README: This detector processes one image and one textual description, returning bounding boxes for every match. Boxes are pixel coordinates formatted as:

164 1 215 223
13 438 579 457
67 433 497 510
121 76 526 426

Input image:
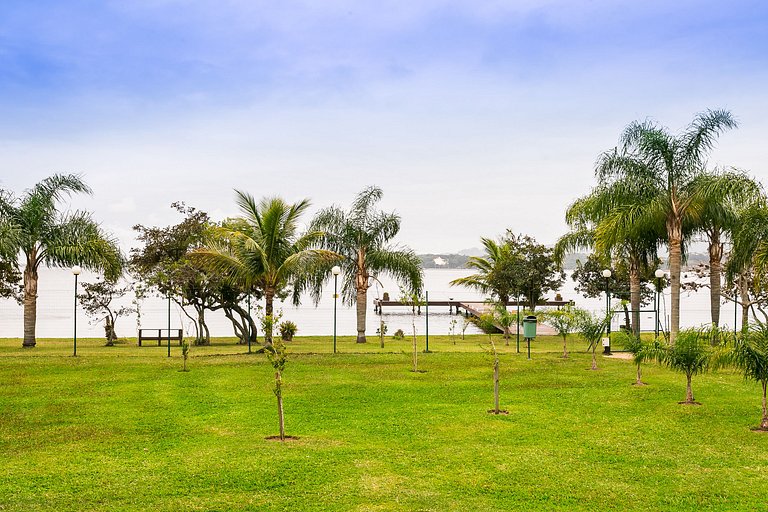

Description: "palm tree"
451 236 522 305
0 174 122 347
556 181 662 338
597 109 738 344
658 328 712 404
309 186 423 344
191 192 338 345
577 312 610 371
545 305 587 358
715 322 768 430
688 170 762 332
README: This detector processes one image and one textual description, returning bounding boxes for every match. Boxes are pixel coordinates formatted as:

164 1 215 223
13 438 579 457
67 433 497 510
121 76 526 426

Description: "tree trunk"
740 275 750 333
685 373 694 403
493 358 500 414
275 371 285 441
629 256 641 339
668 218 683 345
761 381 768 430
195 305 210 345
356 285 368 343
591 346 597 370
562 335 568 358
635 363 643 386
22 261 38 348
708 229 723 332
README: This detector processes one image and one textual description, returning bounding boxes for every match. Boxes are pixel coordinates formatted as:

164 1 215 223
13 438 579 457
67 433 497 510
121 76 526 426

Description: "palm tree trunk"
685 373 694 403
591 346 597 370
740 275 750 332
629 256 641 339
356 285 367 343
761 380 768 430
668 219 683 345
635 363 643 385
708 229 723 332
22 263 38 348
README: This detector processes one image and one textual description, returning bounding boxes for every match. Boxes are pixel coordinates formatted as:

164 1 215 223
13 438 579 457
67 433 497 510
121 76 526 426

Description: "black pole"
516 295 520 353
167 293 171 358
73 273 78 357
527 337 531 360
333 273 338 354
425 290 429 353
247 293 252 353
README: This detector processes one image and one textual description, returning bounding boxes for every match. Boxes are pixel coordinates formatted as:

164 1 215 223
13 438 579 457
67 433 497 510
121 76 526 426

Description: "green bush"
280 321 297 341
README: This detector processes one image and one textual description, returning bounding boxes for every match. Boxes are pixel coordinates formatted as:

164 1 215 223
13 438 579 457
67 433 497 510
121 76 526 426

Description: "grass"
1 333 768 511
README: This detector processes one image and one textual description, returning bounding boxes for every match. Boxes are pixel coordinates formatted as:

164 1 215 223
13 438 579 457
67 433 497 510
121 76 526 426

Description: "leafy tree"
0 259 22 303
0 174 122 347
571 253 656 332
78 279 135 345
450 235 522 304
596 109 738 343
453 231 563 310
131 203 259 346
658 328 713 404
192 192 337 345
309 186 423 343
544 305 588 358
266 337 289 441
577 312 610 370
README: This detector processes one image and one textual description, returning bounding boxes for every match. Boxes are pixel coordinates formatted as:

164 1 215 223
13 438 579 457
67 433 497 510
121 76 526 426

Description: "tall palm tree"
0 174 122 347
556 181 662 338
191 192 338 345
689 170 762 330
597 109 738 343
309 186 423 344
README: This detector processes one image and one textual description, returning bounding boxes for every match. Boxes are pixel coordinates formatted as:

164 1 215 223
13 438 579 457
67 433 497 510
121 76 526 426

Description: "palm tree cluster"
557 109 763 343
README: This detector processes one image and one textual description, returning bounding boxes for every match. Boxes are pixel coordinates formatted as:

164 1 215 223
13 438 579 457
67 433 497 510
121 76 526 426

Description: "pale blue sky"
1 0 767 252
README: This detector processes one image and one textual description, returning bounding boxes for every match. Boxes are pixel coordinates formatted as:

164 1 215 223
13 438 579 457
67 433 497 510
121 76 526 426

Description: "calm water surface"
0 268 741 339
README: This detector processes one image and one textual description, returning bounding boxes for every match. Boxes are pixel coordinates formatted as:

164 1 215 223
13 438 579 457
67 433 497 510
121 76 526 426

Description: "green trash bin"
523 315 537 338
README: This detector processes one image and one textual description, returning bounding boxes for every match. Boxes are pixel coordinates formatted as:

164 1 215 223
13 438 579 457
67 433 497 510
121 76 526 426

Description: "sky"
1 0 767 254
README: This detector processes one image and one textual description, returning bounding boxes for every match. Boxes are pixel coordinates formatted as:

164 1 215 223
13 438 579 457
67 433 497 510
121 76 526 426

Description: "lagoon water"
0 267 741 340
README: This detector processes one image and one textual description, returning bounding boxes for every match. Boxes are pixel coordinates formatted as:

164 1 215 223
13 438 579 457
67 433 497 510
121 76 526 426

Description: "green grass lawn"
1 334 768 511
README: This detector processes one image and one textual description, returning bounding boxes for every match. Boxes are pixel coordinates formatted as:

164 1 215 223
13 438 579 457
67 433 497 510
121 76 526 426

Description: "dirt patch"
750 427 768 433
678 401 702 406
265 435 300 441
605 352 633 360
487 410 510 415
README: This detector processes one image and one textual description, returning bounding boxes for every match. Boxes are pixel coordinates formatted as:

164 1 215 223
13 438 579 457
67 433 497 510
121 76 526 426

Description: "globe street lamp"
602 269 612 354
71 265 81 357
332 265 341 354
654 268 665 339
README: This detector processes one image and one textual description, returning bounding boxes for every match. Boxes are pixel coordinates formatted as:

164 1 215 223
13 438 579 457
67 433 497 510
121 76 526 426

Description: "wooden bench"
138 329 183 347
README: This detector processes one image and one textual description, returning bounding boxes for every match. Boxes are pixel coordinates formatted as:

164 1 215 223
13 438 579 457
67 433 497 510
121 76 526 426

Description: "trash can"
523 315 537 339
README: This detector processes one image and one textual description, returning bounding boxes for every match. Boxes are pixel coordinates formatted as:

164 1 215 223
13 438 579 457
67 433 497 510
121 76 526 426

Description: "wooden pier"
372 298 572 336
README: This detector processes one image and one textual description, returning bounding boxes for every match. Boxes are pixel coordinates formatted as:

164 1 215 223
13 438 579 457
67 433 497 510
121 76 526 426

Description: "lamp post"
654 269 665 339
602 269 612 354
516 293 520 353
167 292 171 358
71 265 81 357
247 293 252 354
332 265 341 354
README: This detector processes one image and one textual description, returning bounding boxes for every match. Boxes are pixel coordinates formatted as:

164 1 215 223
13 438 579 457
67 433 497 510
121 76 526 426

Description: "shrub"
280 321 297 341
393 328 405 340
